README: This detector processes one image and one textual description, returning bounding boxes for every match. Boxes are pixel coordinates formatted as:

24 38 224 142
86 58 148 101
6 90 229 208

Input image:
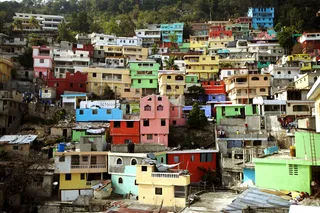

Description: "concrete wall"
27 103 76 121
111 144 166 153
50 127 72 138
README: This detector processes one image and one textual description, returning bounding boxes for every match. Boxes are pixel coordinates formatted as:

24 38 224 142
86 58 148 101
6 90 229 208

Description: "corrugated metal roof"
223 188 290 213
0 135 37 144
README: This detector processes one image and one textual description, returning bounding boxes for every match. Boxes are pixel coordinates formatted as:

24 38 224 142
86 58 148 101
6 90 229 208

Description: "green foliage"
277 26 298 53
12 19 23 30
187 85 205 100
57 20 76 43
29 16 40 29
28 33 48 46
18 47 33 69
151 43 159 55
187 103 208 129
164 56 179 70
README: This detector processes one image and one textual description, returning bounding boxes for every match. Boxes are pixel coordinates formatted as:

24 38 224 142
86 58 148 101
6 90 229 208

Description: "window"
92 109 98 114
174 186 185 198
173 120 176 125
124 88 130 92
142 166 147 171
114 121 121 128
118 177 123 184
107 109 111 114
235 108 238 111
135 180 138 185
82 156 88 162
149 79 153 84
79 110 84 115
251 77 259 81
157 105 163 111
65 174 71 181
138 79 141 83
264 77 268 81
158 97 162 101
59 156 65 162
260 88 266 92
288 71 291 75
277 71 281 75
174 156 180 163
40 59 44 63
80 173 85 180
144 105 151 111
131 158 137 165
161 119 166 126
160 157 164 163
70 83 73 88
143 119 150 126
126 121 134 128
289 164 298 175
191 155 195 162
293 105 309 112
155 187 162 195
200 153 213 162
93 73 97 77
167 76 171 79
147 134 153 140
116 158 123 165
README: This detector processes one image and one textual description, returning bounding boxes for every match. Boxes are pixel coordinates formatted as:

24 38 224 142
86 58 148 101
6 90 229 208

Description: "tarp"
86 128 105 134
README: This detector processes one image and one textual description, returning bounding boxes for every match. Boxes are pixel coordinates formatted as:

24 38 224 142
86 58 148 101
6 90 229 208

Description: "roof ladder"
310 132 317 165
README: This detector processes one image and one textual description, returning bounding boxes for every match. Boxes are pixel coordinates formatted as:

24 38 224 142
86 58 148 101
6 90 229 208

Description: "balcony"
151 172 180 178
103 77 122 82
70 164 107 173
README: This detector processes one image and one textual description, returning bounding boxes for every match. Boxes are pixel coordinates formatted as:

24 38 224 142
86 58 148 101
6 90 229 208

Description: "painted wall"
76 108 122 122
110 120 140 144
295 132 320 160
111 166 138 196
182 105 212 118
59 173 90 190
255 162 311 194
243 168 255 183
215 105 257 124
72 129 87 141
167 152 217 182
155 152 167 164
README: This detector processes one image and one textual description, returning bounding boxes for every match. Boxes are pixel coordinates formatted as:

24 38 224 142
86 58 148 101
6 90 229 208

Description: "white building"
13 13 64 31
116 37 142 46
135 24 161 47
53 49 90 78
90 33 116 46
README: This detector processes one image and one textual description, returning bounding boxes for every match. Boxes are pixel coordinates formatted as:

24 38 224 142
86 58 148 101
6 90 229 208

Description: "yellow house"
225 74 271 104
189 35 208 51
286 54 312 71
0 58 13 83
184 54 219 80
208 35 234 51
123 46 148 60
158 70 185 98
294 73 319 89
136 164 190 208
54 151 108 201
84 67 141 100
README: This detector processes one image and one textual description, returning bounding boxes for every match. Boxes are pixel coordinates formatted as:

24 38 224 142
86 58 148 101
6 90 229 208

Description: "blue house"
182 105 212 118
248 7 274 30
199 94 226 102
160 23 184 43
76 108 122 122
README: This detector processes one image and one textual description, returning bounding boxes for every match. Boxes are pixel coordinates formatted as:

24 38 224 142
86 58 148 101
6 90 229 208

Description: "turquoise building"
160 23 184 43
111 166 138 196
248 7 275 30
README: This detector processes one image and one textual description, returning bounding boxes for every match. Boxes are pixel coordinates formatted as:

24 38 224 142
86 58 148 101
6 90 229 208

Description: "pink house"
140 95 170 146
170 104 186 126
32 46 53 80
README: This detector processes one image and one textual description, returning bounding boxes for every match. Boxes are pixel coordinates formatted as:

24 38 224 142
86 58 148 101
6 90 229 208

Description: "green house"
185 74 199 84
215 104 259 124
254 131 320 194
129 61 160 89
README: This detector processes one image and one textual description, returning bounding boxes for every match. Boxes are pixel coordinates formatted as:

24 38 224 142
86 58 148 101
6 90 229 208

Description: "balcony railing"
71 164 107 169
151 172 180 179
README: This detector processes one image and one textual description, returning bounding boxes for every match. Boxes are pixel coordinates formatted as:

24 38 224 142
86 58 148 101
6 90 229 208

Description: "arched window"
277 71 281 75
264 77 268 81
131 158 137 165
166 85 172 90
157 105 163 111
144 105 151 111
116 158 123 165
160 157 164 163
175 85 179 89
288 71 291 75
175 75 184 81
118 177 123 184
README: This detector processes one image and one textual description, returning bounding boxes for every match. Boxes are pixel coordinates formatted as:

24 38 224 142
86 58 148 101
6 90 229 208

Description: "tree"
164 56 179 70
12 19 23 31
169 32 178 51
18 47 33 69
29 16 40 30
151 43 159 55
28 33 48 46
187 102 208 129
57 20 76 43
0 11 6 32
277 26 298 54
104 18 122 36
187 85 205 100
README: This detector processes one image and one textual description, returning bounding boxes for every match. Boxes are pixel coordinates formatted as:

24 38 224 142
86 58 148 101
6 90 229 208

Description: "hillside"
0 0 320 37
